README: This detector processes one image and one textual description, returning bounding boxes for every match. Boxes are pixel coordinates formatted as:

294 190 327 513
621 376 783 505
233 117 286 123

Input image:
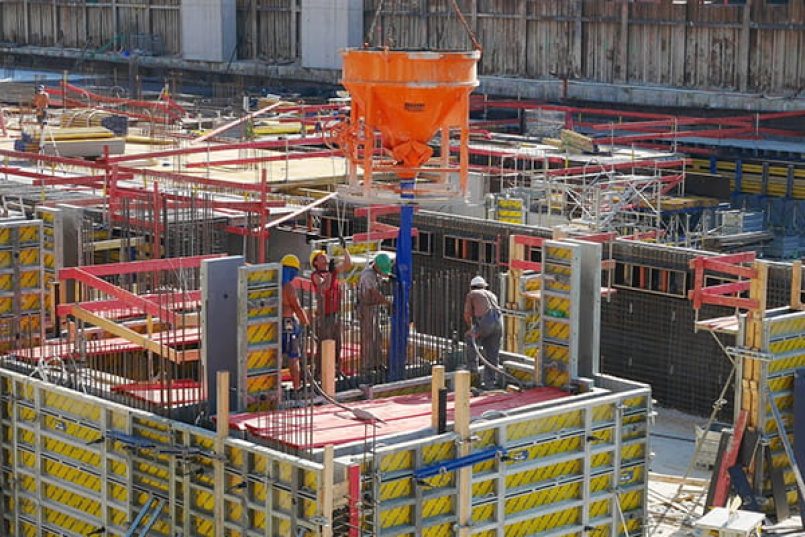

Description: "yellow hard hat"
280 254 301 270
309 249 327 267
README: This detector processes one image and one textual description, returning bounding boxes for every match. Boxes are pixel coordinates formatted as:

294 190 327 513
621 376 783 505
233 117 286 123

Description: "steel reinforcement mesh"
600 291 735 417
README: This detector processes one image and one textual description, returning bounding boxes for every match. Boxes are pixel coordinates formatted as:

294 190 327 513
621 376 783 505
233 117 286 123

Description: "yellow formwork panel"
276 518 292 536
18 248 40 268
0 297 14 315
246 322 278 345
504 505 581 535
769 353 805 375
17 224 40 244
247 267 280 285
247 288 279 316
42 505 97 535
423 522 453 536
247 348 279 371
506 409 583 442
192 514 215 537
380 504 414 529
769 316 805 338
768 336 805 356
16 520 39 537
42 390 101 422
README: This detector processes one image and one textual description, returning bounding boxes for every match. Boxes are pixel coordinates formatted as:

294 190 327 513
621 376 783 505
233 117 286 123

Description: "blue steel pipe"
390 181 414 381
414 446 505 480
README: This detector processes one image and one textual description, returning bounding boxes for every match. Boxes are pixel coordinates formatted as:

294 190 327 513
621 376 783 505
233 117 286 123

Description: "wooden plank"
431 364 445 431
792 260 802 310
711 409 748 507
455 369 471 537
214 370 229 536
69 305 181 362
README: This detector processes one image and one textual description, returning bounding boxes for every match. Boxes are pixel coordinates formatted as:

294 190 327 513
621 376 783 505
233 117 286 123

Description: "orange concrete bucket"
340 49 480 174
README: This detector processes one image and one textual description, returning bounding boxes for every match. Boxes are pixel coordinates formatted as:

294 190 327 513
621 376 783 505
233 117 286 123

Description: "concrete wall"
300 0 363 70
181 0 237 62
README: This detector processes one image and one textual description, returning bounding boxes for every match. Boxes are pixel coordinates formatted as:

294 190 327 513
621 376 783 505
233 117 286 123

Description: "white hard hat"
470 276 488 288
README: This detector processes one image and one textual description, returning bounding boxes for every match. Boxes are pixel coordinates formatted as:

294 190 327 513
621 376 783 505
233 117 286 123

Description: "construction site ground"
649 407 802 537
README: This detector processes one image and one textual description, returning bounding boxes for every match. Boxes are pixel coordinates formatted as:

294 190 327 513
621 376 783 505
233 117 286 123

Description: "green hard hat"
374 253 392 275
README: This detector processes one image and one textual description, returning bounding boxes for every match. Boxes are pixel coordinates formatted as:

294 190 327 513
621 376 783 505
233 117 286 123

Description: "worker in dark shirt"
464 275 504 390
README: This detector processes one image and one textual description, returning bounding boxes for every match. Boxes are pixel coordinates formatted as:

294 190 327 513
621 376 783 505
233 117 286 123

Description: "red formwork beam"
688 253 759 312
56 291 202 318
183 149 340 169
604 127 754 145
0 166 130 187
469 100 675 121
546 158 688 177
74 254 222 277
103 136 327 164
60 268 179 325
586 116 754 131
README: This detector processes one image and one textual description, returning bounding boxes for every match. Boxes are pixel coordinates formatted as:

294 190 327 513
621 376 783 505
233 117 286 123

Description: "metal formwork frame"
0 220 45 354
0 369 329 537
363 378 651 536
237 263 283 412
540 241 582 388
745 308 805 511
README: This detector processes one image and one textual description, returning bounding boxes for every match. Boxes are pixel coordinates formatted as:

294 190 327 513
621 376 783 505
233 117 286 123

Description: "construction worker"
357 252 392 373
281 254 309 393
32 85 49 127
309 247 352 377
463 275 504 391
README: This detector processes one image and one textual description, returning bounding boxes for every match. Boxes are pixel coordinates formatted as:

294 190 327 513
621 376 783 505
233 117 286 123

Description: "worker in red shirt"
309 247 351 377
32 85 49 126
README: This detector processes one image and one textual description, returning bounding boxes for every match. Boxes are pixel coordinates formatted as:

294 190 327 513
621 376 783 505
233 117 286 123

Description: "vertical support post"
214 370 229 537
793 261 803 310
459 95 470 197
52 0 57 46
347 463 361 537
440 126 450 186
251 0 258 59
454 370 471 537
112 0 118 51
321 444 335 537
322 339 336 396
787 164 795 199
617 0 629 83
517 0 527 74
573 0 583 77
258 169 267 264
744 260 768 429
734 159 743 196
431 364 445 431
390 199 413 382
290 0 298 61
23 0 30 44
738 0 751 93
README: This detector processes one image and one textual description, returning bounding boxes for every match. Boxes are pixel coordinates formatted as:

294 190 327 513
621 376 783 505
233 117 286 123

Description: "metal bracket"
726 346 772 362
